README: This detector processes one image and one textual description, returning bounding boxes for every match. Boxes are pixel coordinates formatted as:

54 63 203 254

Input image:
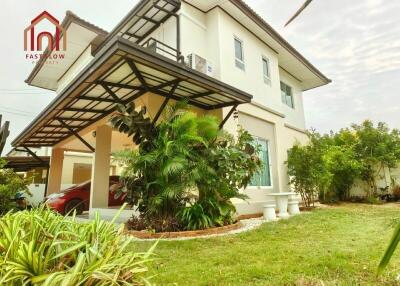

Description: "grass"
133 203 400 286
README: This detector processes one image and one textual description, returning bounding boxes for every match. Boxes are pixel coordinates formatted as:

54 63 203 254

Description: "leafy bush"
286 131 332 207
352 121 400 197
287 120 400 205
112 102 261 231
0 159 29 215
0 206 155 285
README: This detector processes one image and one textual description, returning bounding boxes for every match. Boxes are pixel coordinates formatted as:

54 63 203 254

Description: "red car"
44 176 126 215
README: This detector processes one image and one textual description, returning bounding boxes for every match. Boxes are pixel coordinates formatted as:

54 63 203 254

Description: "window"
234 37 245 70
249 138 272 187
262 57 271 85
281 81 294 108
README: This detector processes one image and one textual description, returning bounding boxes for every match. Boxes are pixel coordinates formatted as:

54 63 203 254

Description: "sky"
0 0 399 153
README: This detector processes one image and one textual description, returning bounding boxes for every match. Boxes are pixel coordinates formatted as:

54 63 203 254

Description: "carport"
13 37 252 217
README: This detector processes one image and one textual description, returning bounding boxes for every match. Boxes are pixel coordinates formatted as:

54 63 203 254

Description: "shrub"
287 121 400 204
0 206 155 285
0 159 29 215
352 121 400 197
286 131 331 207
112 102 262 231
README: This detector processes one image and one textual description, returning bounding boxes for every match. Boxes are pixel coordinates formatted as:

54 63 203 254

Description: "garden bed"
124 221 243 239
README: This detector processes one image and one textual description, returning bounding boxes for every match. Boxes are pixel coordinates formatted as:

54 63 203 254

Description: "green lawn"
133 204 400 285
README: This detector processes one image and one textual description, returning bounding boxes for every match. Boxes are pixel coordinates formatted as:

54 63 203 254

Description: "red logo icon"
24 11 67 62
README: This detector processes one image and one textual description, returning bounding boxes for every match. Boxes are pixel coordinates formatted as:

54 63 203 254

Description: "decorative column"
89 125 112 210
47 148 64 195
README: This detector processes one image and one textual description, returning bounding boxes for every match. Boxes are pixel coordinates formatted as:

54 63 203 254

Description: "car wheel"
64 199 84 216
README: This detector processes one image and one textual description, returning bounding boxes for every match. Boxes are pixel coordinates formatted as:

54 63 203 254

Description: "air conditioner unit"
187 53 213 77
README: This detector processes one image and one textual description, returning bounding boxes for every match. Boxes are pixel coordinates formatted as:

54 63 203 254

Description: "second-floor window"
281 81 294 108
234 37 245 70
262 57 271 85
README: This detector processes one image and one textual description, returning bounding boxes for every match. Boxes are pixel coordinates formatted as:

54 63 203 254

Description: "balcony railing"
141 37 182 62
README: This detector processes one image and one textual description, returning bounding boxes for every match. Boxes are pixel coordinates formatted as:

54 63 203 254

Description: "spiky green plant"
0 205 156 285
378 223 400 275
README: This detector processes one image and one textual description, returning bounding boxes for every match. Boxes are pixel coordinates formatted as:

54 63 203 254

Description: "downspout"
175 11 183 62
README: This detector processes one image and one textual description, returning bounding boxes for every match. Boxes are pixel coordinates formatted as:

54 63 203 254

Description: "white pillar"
47 148 64 195
90 125 112 210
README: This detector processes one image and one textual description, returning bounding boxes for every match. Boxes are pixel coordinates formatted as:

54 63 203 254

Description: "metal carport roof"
12 37 253 149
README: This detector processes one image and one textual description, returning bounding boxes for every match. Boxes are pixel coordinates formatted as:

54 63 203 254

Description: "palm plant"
112 102 262 231
112 102 221 227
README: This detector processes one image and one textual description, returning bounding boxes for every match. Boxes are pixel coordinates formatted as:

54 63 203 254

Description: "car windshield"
61 180 90 192
75 180 90 187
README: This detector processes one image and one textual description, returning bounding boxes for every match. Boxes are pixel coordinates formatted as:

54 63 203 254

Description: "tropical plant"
112 101 262 231
0 158 29 215
0 205 156 285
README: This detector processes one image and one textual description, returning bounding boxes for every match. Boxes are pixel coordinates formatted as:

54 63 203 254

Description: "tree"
287 120 400 203
352 121 400 197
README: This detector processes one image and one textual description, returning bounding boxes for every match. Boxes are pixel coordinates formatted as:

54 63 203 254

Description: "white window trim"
262 56 271 85
247 137 273 189
234 36 245 71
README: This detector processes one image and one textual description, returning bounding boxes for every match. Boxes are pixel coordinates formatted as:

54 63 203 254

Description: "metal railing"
141 37 183 62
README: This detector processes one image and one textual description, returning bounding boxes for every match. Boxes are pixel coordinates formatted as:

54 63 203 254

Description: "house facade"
13 0 330 217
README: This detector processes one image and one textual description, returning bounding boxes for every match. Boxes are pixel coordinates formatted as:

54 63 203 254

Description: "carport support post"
47 148 64 195
89 125 112 213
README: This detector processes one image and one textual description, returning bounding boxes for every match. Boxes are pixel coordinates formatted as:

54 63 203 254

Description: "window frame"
280 81 295 109
262 56 271 85
234 36 245 71
248 137 273 189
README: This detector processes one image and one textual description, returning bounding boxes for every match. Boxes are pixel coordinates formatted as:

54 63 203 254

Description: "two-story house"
12 0 330 217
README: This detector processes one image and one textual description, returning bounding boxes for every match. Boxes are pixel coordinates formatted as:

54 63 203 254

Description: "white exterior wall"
175 4 307 130
61 152 94 185
134 3 311 214
56 46 94 93
215 9 282 113
37 3 312 215
279 69 306 129
350 166 400 198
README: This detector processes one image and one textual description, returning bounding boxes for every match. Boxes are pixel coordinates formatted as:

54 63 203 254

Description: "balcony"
141 37 182 62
